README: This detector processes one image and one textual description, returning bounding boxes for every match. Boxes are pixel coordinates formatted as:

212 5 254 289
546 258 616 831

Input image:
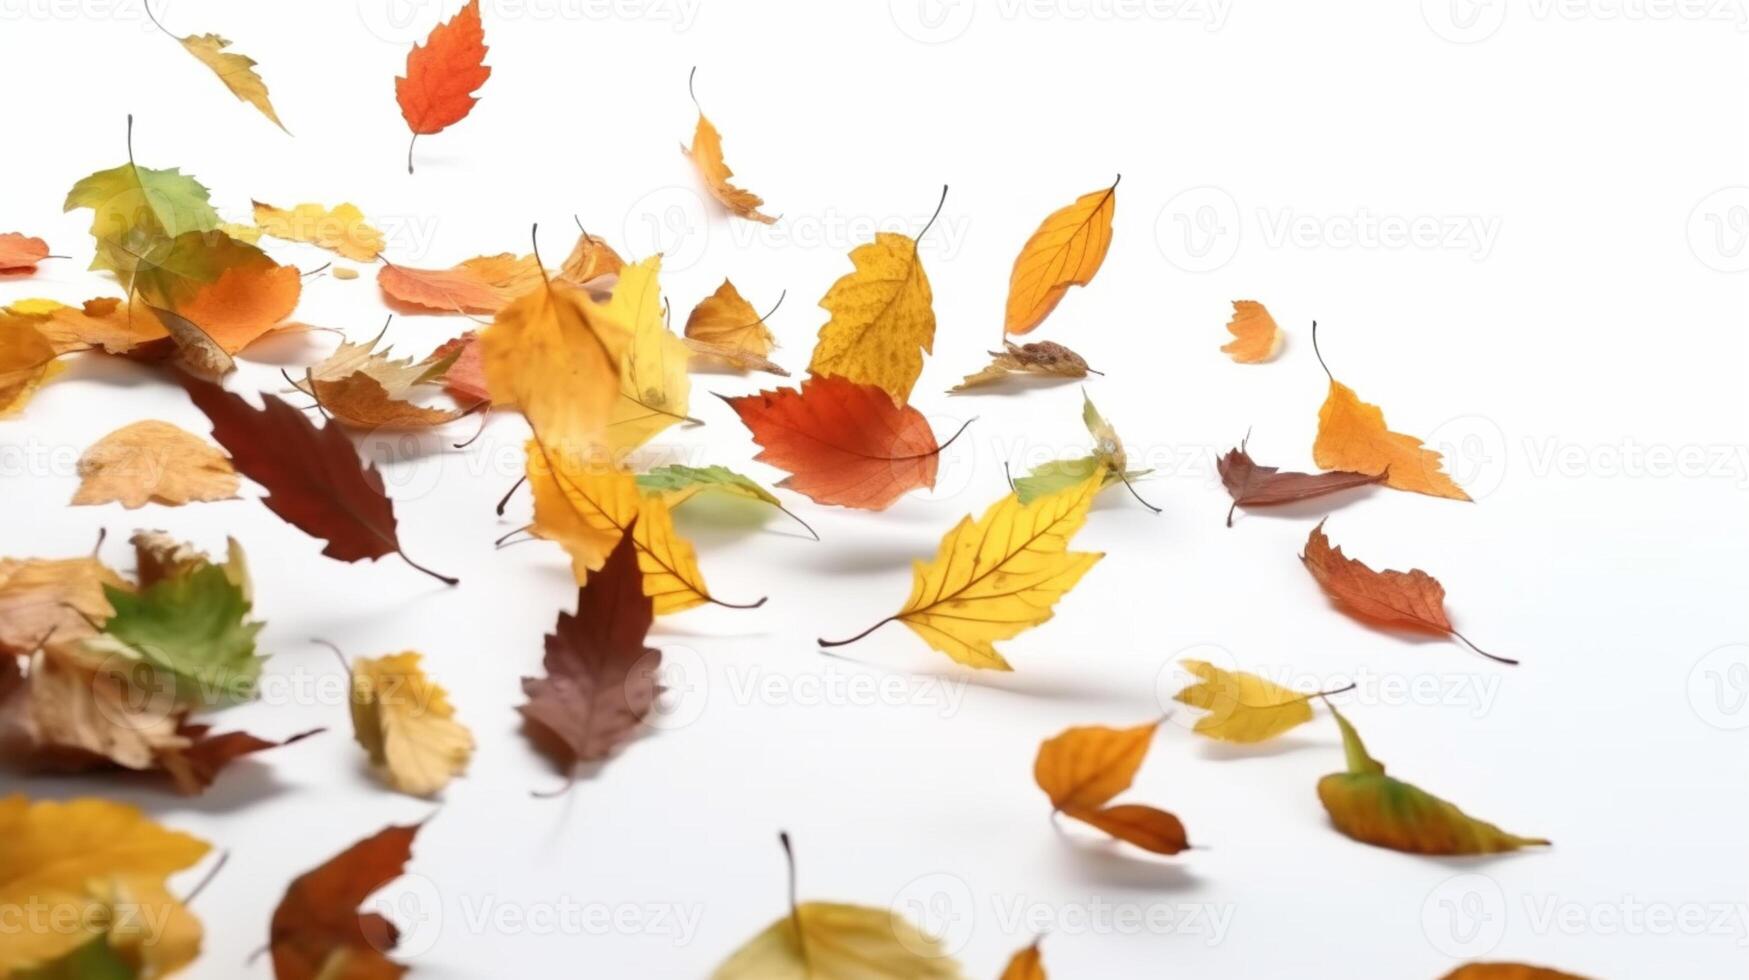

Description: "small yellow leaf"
178 32 287 132
73 419 239 508
685 279 776 358
349 652 474 797
1173 659 1315 743
1220 299 1282 363
602 257 692 452
481 271 633 453
252 201 385 262
1005 178 1118 335
807 232 935 405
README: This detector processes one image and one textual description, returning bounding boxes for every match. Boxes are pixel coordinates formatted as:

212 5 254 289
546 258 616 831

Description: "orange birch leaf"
1220 299 1283 363
1005 177 1118 335
1310 323 1469 500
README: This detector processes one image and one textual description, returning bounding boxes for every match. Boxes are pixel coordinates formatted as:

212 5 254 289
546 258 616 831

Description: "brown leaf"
1302 521 1513 665
180 377 455 585
73 419 239 508
951 340 1092 393
308 371 467 431
269 823 422 980
1217 436 1382 526
158 723 323 795
519 524 661 777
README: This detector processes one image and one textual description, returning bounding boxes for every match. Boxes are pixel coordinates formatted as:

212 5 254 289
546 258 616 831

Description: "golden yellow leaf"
1311 326 1468 501
348 651 473 797
73 419 239 508
685 279 776 358
0 557 127 657
1005 178 1118 335
1172 659 1314 743
0 794 209 974
5 297 168 355
177 32 287 132
822 469 1104 670
602 257 693 452
807 231 936 405
559 226 624 284
682 74 775 224
252 201 385 262
1000 939 1047 980
0 321 61 416
1220 299 1282 363
480 267 633 453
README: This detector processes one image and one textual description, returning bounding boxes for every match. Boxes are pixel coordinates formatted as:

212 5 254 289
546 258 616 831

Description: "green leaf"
637 464 817 539
89 563 263 707
64 161 218 277
1013 456 1151 505
15 936 135 980
1327 703 1385 776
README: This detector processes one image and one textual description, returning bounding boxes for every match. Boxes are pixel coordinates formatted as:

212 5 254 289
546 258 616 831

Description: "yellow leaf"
1172 659 1314 743
0 794 209 974
349 651 474 797
1000 939 1047 980
1310 324 1467 500
3 297 168 355
252 201 384 262
1005 178 1118 335
807 232 936 405
0 321 61 416
713 902 962 980
681 76 775 224
685 279 776 358
0 557 127 657
480 268 633 453
73 419 239 508
1034 720 1157 812
559 226 624 284
177 32 287 132
602 257 692 452
823 470 1103 670
1220 299 1282 363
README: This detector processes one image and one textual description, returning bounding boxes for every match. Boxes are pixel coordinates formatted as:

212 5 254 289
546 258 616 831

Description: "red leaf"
269 823 422 980
1217 436 1383 526
432 331 489 402
519 523 661 779
180 377 456 585
396 0 491 172
0 233 50 273
720 374 964 510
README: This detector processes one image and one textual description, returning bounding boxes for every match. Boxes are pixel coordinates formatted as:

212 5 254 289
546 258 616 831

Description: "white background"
2 0 1747 976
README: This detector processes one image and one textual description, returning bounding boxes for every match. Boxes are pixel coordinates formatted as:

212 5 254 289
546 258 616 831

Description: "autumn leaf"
682 69 776 224
64 118 219 278
559 222 624 284
1311 323 1469 500
73 420 239 508
430 331 489 402
0 795 210 975
820 470 1104 670
1217 434 1382 526
684 279 781 375
127 229 303 357
721 375 967 511
1302 520 1512 665
1005 177 1118 335
684 336 789 376
806 190 944 405
1172 659 1345 743
1012 392 1155 511
269 823 423 980
712 832 962 979
480 238 634 454
1220 299 1282 363
348 650 473 797
180 376 457 585
0 555 126 657
397 0 490 173
140 1 285 132
253 201 384 261
156 723 322 796
1440 965 1592 980
0 321 64 415
528 439 763 613
999 938 1046 980
951 339 1094 393
84 560 264 706
295 319 458 400
378 253 543 314
1318 704 1548 855
0 233 50 273
1034 720 1190 855
520 525 661 781
604 256 694 451
637 463 818 540
3 297 168 356
7 644 181 773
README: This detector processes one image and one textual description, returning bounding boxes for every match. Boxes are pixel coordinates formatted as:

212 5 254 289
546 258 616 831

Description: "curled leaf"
1173 659 1318 744
952 339 1092 393
378 253 543 314
348 651 473 797
1033 720 1189 855
682 71 775 224
1005 177 1118 335
1311 324 1469 500
1217 435 1382 526
1220 299 1282 363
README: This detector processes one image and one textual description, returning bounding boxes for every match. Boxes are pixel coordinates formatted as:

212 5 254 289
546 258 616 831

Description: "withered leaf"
269 822 423 980
951 339 1093 393
1217 435 1382 526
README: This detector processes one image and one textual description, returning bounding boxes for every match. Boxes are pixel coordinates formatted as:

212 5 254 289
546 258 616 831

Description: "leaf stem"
1117 471 1161 514
917 184 949 248
1450 629 1518 666
496 474 528 515
406 132 419 175
773 502 819 541
395 547 458 586
1310 320 1333 382
817 616 895 649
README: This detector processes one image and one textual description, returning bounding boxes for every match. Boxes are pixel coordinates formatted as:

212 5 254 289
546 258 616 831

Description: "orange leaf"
1441 965 1592 980
1005 178 1118 335
0 233 49 273
720 375 958 510
1302 520 1513 665
1220 299 1282 363
396 0 490 172
1062 803 1190 856
1033 720 1190 855
681 71 775 224
1311 324 1469 500
999 938 1046 980
378 254 541 314
269 823 422 980
170 252 301 354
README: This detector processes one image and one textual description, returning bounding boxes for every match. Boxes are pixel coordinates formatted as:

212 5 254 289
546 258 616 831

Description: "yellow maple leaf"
73 419 239 508
602 256 693 452
1005 177 1118 335
480 259 633 453
252 201 385 262
806 214 940 405
1310 324 1469 501
1172 659 1315 743
0 794 210 974
348 651 474 797
821 469 1105 670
